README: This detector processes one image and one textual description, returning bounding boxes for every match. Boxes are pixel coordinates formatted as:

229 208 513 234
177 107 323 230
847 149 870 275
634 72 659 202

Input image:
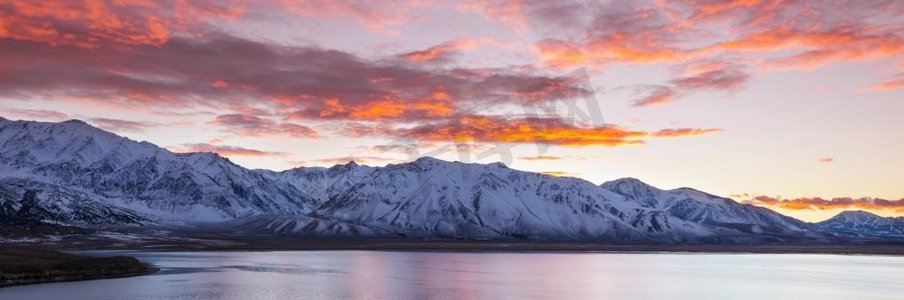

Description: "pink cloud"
211 114 319 138
170 143 289 157
862 79 904 92
631 86 677 107
90 117 160 133
1 108 70 121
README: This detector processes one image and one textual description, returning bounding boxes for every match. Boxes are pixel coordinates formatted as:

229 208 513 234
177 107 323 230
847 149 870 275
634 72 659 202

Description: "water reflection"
1 251 902 299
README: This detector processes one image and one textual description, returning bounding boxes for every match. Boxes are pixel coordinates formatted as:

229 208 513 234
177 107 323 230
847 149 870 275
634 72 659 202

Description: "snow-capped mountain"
816 211 904 238
601 178 815 237
259 161 377 206
0 118 316 221
0 178 152 226
0 117 900 242
306 157 725 242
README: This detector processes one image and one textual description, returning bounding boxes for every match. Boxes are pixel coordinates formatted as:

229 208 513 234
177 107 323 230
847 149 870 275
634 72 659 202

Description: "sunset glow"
1 0 902 222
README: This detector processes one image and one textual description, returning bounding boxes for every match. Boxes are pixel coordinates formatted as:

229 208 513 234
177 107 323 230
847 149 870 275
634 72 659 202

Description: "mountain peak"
59 119 99 131
828 210 881 222
601 177 657 191
817 210 904 238
600 177 663 207
324 160 370 176
1 118 900 242
63 119 89 125
178 151 234 166
488 161 507 168
413 156 449 165
328 160 360 169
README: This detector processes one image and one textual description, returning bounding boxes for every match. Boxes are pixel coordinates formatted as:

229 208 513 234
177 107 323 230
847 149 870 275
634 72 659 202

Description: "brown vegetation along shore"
0 247 156 287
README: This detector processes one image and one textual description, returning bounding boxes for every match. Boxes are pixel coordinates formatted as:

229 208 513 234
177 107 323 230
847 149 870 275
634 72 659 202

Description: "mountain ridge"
0 117 900 243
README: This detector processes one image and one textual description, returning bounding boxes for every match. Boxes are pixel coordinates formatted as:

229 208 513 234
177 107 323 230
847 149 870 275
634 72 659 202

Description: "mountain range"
1 117 902 244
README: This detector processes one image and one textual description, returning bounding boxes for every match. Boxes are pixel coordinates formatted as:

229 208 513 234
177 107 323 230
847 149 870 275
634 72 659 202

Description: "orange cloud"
541 171 580 177
742 196 904 213
402 39 485 62
349 99 454 120
535 38 688 68
277 0 428 32
458 0 529 33
390 116 722 147
751 29 904 70
818 157 834 163
518 155 564 161
0 0 246 48
312 97 454 121
397 116 647 147
522 0 903 103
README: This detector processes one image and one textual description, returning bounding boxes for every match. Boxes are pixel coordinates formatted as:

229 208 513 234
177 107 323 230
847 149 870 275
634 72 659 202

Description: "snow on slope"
601 178 816 237
1 117 894 242
0 178 152 226
260 161 376 205
223 214 392 237
0 118 316 221
291 157 723 241
816 211 904 238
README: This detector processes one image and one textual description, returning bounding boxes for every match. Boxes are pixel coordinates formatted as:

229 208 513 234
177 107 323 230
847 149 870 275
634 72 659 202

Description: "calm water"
2 250 903 299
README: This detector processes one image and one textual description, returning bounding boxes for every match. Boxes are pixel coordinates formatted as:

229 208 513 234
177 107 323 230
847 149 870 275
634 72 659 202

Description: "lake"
2 250 903 299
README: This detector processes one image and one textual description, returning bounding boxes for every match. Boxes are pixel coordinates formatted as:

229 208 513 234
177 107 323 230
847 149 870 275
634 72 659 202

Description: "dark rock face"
0 179 151 226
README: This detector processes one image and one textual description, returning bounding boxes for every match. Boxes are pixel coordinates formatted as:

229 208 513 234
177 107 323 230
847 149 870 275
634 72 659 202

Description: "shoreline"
0 247 158 288
0 266 158 288
60 238 904 256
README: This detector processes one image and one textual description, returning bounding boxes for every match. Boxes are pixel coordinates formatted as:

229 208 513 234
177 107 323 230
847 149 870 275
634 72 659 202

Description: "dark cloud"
0 31 595 124
0 0 728 149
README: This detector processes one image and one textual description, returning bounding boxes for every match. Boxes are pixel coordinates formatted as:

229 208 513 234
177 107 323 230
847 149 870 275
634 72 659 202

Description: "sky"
0 0 902 222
